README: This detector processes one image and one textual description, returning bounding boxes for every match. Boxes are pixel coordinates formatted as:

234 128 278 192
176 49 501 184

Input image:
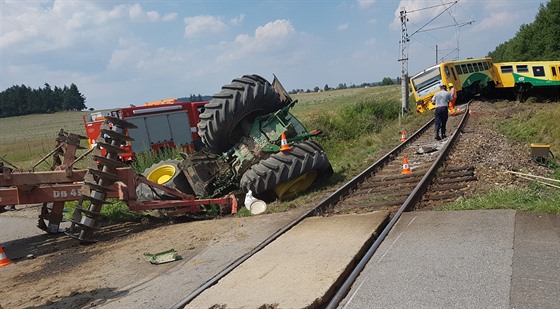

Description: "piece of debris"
143 249 182 265
416 146 437 154
244 190 267 215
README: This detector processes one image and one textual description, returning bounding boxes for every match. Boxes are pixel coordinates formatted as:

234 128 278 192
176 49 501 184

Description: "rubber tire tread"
136 159 191 201
197 74 284 153
240 140 333 198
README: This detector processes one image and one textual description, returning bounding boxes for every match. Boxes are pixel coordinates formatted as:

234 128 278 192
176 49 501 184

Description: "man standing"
431 84 452 140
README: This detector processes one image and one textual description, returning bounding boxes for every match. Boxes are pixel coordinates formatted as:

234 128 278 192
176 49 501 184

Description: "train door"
551 65 560 81
443 65 460 90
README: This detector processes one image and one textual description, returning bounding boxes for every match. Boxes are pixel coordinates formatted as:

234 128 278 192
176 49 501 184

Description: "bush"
131 147 184 174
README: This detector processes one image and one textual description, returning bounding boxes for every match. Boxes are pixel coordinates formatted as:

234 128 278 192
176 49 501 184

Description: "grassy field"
0 111 90 170
1 86 559 217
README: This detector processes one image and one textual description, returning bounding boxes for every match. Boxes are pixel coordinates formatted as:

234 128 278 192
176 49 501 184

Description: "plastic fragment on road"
144 249 183 265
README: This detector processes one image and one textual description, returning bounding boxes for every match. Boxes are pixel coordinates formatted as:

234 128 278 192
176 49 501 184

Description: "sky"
0 0 546 110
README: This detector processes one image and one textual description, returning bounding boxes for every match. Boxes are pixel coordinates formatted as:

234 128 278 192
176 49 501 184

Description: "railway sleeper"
424 192 464 201
440 165 475 173
352 183 417 195
437 175 477 184
438 170 475 179
429 183 471 191
344 195 407 208
362 175 424 188
370 170 429 182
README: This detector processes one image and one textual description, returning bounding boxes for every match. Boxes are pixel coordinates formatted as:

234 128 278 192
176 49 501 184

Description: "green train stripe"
462 72 493 89
512 73 560 86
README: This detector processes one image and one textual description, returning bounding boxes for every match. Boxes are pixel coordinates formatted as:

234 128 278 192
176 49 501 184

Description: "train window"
533 66 545 77
444 66 450 78
552 67 558 77
451 67 457 81
456 65 463 74
501 66 513 73
516 65 529 72
483 62 489 70
477 62 483 71
461 64 468 73
467 63 474 73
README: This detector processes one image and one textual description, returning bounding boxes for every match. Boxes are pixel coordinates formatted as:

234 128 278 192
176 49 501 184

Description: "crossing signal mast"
399 1 472 116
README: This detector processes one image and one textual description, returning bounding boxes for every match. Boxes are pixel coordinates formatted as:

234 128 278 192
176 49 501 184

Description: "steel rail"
171 107 456 308
327 102 471 308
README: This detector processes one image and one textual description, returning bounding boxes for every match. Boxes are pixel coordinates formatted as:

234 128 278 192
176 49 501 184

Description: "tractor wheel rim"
147 165 176 184
274 170 318 199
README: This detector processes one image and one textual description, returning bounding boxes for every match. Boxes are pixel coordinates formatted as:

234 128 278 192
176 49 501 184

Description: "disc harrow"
65 116 137 244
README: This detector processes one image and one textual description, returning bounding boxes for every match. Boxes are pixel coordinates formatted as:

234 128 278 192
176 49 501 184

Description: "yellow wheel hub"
147 165 176 184
274 170 318 199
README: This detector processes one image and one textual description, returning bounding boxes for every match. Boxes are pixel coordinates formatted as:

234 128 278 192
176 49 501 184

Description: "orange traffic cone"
401 156 412 175
400 130 407 142
0 245 13 267
279 132 291 152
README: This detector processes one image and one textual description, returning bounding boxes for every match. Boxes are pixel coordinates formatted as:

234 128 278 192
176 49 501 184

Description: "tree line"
488 0 560 61
289 76 400 94
0 83 87 118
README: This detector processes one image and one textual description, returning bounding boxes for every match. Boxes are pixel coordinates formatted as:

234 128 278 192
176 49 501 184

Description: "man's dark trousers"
434 106 448 137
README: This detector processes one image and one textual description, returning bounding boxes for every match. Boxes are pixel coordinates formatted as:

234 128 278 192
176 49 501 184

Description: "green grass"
488 102 560 156
487 101 560 173
63 199 146 223
292 86 431 179
441 185 560 214
0 111 90 170
131 147 185 174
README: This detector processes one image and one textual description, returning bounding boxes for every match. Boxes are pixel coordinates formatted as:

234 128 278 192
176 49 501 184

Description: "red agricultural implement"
0 125 237 243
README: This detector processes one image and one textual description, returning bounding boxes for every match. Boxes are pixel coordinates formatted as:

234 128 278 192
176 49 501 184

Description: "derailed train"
410 57 560 113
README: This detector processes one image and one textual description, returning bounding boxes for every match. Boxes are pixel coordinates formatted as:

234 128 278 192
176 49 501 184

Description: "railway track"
172 102 475 308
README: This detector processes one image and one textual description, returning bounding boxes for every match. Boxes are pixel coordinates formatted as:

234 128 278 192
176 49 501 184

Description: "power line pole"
398 1 461 118
399 9 410 117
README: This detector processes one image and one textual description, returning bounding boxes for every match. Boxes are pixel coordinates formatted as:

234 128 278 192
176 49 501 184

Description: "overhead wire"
405 0 474 62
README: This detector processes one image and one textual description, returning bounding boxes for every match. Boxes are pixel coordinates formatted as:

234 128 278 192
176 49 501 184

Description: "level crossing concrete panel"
510 211 560 308
187 211 390 308
341 210 516 308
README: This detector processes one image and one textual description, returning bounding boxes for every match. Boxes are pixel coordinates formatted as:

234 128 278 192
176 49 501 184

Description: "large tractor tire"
240 140 334 201
136 159 193 201
197 74 285 153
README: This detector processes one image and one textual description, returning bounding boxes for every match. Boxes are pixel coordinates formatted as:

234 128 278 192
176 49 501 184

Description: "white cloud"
255 19 295 40
0 1 175 51
337 23 349 31
473 12 512 32
357 0 376 9
129 3 167 22
108 38 151 70
184 15 227 37
231 14 245 25
162 12 178 22
216 19 297 62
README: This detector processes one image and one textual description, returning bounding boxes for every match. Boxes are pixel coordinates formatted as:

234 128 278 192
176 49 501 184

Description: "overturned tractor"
137 74 333 204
